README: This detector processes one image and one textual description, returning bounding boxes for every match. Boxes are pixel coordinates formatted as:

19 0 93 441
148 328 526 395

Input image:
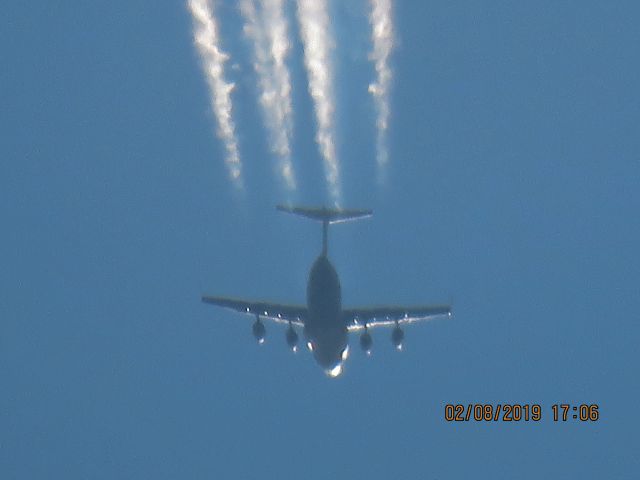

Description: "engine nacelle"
252 318 266 344
360 330 373 355
391 325 404 351
286 325 299 352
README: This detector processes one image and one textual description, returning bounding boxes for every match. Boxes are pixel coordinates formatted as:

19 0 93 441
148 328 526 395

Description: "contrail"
240 0 296 191
188 0 243 189
368 0 394 183
295 0 340 203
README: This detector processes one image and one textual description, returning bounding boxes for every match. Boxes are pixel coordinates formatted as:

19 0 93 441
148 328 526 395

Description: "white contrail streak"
188 0 243 189
296 0 340 203
240 0 296 191
368 0 394 183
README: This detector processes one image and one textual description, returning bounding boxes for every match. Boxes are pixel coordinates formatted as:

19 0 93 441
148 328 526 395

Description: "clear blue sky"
1 1 638 478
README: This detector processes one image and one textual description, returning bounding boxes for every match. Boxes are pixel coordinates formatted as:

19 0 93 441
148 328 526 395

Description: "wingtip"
201 294 217 304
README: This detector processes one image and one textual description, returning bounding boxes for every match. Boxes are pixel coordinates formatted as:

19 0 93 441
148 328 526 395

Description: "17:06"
552 404 599 421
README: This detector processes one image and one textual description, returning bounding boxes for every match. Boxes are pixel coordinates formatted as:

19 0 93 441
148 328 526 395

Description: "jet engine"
286 325 299 352
360 330 373 355
252 317 266 344
391 325 404 351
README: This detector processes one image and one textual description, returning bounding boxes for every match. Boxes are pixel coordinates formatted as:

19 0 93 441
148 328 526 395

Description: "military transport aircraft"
202 205 451 377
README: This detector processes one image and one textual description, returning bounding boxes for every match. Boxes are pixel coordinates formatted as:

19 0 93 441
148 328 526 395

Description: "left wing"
201 295 306 326
343 305 451 331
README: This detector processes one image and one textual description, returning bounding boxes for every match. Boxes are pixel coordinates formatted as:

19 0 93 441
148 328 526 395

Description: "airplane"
202 205 452 377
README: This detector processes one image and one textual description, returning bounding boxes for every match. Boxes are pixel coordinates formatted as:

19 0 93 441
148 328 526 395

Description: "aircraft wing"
344 305 451 331
201 295 306 326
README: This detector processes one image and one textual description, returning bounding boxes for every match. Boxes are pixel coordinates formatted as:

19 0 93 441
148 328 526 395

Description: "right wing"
201 295 306 326
343 305 451 331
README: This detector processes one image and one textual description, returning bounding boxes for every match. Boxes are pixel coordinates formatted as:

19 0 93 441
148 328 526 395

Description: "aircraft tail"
276 205 372 224
277 205 372 255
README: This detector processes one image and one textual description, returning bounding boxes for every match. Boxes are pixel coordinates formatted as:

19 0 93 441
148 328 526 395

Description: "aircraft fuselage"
304 254 348 375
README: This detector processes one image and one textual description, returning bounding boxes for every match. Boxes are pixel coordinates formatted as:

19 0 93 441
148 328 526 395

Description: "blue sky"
1 1 639 478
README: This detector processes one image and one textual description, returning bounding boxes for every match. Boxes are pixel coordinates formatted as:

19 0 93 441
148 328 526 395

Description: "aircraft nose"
324 362 344 378
310 335 348 377
314 350 344 377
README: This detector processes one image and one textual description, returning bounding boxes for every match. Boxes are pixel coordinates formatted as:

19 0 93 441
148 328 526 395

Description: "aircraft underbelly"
306 255 342 329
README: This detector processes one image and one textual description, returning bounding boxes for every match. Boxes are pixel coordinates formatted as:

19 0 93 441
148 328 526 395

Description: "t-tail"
277 205 372 255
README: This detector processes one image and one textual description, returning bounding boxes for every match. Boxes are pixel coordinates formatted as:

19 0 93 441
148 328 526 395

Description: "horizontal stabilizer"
277 205 372 224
